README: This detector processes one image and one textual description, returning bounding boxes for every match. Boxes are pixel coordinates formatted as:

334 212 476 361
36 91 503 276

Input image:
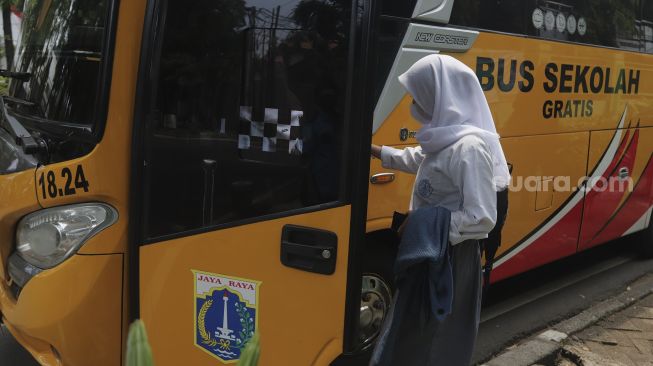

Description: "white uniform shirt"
380 135 497 245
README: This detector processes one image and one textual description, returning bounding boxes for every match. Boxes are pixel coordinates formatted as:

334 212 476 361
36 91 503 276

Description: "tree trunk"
2 3 14 68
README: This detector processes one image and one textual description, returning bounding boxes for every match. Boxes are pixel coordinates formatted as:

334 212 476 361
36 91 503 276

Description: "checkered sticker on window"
238 106 303 155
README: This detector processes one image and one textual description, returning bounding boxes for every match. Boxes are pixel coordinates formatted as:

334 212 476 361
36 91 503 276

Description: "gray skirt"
372 239 482 366
426 239 482 365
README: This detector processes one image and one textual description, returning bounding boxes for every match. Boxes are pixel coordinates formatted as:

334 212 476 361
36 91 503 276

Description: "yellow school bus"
0 0 651 365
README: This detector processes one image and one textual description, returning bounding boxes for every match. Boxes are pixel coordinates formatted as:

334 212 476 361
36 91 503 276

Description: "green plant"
126 319 154 366
237 332 260 366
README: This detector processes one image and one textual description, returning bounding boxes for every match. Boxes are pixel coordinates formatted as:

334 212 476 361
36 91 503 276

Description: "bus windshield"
8 0 109 127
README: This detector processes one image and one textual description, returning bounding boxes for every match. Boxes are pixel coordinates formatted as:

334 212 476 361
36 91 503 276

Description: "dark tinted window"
374 19 409 103
451 0 647 52
642 0 653 53
450 0 527 35
380 0 418 18
10 0 109 125
526 0 640 49
144 0 351 238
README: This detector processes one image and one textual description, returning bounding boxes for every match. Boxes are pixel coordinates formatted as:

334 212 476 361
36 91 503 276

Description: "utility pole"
2 1 14 68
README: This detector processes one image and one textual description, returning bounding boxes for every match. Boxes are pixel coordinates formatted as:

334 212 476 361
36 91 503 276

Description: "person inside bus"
370 54 510 365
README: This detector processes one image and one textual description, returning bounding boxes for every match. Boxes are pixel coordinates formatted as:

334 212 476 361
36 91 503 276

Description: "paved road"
2 235 652 366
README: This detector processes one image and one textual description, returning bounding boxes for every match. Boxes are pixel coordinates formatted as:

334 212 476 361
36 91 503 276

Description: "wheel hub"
358 274 392 348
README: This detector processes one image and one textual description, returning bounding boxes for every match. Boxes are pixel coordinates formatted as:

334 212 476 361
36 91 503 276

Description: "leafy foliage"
126 320 154 366
234 301 255 349
236 332 260 366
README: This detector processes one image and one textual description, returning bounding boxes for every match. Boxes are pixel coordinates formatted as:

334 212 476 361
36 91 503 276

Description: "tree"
0 0 19 68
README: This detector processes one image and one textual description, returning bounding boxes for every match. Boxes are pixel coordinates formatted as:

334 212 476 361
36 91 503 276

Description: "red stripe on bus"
491 201 583 282
579 129 639 248
588 153 653 245
493 152 653 283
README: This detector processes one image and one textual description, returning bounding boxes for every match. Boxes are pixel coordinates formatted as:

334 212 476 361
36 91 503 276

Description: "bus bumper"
0 254 123 366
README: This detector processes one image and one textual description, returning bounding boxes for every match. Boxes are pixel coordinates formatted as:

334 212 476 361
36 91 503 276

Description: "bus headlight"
16 203 118 269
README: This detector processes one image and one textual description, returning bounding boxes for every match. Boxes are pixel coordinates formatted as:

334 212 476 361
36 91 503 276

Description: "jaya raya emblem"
193 270 261 363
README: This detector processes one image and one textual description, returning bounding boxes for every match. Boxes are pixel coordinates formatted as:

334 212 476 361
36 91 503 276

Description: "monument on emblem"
215 292 236 341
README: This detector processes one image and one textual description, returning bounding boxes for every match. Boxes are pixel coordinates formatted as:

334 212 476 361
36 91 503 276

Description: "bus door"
131 1 367 365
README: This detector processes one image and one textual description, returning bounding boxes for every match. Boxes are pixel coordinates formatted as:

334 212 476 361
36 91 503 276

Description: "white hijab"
398 54 511 190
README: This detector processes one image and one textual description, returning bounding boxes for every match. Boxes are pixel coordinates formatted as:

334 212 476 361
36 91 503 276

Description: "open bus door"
129 0 373 365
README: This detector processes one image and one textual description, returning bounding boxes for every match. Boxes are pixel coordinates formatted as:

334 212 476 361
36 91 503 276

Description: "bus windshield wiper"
2 95 93 148
3 94 46 118
0 96 47 154
3 95 37 107
0 69 32 82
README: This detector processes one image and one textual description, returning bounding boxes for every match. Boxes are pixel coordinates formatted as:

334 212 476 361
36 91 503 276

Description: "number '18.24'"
38 165 90 199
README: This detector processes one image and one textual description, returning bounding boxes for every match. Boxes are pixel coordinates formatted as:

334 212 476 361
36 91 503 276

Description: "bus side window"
451 0 649 54
379 0 418 18
522 0 640 52
374 19 410 105
143 0 352 239
539 0 640 50
643 0 653 53
449 0 526 35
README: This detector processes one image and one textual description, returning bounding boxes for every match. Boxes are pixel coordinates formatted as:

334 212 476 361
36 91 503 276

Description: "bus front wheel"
357 231 396 350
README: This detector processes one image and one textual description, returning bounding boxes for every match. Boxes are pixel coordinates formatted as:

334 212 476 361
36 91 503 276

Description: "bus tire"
358 230 397 350
635 219 653 258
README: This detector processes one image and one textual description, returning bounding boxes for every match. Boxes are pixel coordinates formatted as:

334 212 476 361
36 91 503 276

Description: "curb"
480 273 653 366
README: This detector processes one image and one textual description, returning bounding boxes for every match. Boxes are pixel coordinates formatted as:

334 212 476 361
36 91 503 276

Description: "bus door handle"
281 225 337 275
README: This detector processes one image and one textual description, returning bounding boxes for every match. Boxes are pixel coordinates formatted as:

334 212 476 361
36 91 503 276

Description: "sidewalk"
553 293 653 365
482 273 653 366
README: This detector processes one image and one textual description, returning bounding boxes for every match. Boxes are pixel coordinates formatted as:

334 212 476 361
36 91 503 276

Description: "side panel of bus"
368 3 653 282
462 32 653 280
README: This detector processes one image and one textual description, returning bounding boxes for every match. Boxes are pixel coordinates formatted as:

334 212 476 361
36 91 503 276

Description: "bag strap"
482 188 509 297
